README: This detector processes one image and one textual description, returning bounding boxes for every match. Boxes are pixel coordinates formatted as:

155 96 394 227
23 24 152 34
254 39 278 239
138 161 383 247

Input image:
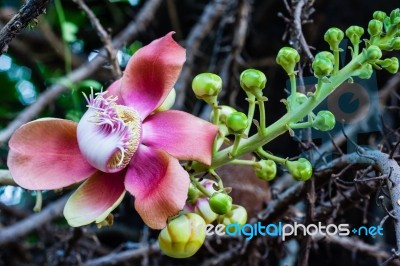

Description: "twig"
312 233 400 264
82 243 159 266
0 0 50 54
0 169 17 186
0 195 68 246
73 0 122 79
174 0 231 110
291 0 314 61
0 0 163 145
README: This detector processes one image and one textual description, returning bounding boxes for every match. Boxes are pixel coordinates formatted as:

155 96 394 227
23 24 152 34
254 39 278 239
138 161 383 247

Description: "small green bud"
255 159 277 181
286 92 308 111
240 69 267 96
286 158 313 181
365 45 382 63
345 26 364 46
226 111 248 134
211 105 237 124
192 73 222 104
187 183 201 203
209 192 232 215
276 47 300 76
158 213 206 258
194 198 218 224
312 56 334 78
391 38 400 50
218 205 248 229
312 110 336 131
368 19 383 37
379 57 399 74
390 8 400 24
373 11 387 22
315 51 335 64
324 27 344 50
354 63 373 79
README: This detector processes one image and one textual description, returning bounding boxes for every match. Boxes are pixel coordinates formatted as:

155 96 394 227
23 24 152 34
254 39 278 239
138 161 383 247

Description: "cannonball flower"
7 32 218 229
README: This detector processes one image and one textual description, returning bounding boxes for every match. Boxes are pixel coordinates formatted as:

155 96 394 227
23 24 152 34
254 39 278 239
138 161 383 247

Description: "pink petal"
7 119 96 190
117 32 185 119
124 145 190 229
64 170 126 226
142 110 218 165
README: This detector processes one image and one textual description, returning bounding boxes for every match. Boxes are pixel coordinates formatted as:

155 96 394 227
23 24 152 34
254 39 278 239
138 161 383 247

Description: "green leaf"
62 21 78 43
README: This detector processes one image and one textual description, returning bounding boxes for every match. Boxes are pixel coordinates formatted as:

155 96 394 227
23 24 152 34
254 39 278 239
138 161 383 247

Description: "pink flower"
7 33 218 229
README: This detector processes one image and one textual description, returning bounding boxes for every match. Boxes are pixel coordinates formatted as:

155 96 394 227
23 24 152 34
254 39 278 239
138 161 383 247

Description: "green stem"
230 134 241 157
229 159 257 166
209 169 223 191
212 103 220 154
33 190 42 212
54 0 72 74
333 46 340 74
190 176 212 197
257 96 267 134
289 121 313 129
244 95 256 135
257 148 287 165
191 50 369 173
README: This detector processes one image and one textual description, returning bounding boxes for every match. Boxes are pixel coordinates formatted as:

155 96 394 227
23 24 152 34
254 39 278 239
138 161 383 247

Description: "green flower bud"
391 38 400 50
324 27 344 50
286 92 308 111
379 57 399 74
218 205 247 230
315 51 335 64
312 56 334 78
240 69 267 96
365 45 382 63
345 26 364 46
255 159 277 181
226 111 248 134
209 192 232 215
192 73 222 104
286 158 313 181
194 198 218 224
368 19 383 37
390 8 400 24
155 88 176 112
373 11 387 22
312 110 336 131
187 183 201 203
276 47 300 76
354 63 373 79
158 213 206 258
212 105 237 124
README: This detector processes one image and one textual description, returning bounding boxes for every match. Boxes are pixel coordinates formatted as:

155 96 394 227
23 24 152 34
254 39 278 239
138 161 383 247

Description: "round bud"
255 159 277 181
226 111 248 134
390 8 400 24
390 37 400 50
312 56 334 78
286 92 308 111
373 11 387 22
194 197 218 224
218 205 248 229
312 110 336 131
158 213 206 258
211 105 237 124
209 192 232 215
276 47 300 76
368 19 383 37
286 158 313 181
240 69 267 96
380 57 399 74
324 27 344 50
365 45 382 63
192 73 222 104
187 183 201 203
315 51 335 64
355 63 373 79
345 26 364 46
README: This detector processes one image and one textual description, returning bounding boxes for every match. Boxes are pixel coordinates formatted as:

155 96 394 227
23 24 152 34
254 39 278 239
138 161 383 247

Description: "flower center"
77 91 141 173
